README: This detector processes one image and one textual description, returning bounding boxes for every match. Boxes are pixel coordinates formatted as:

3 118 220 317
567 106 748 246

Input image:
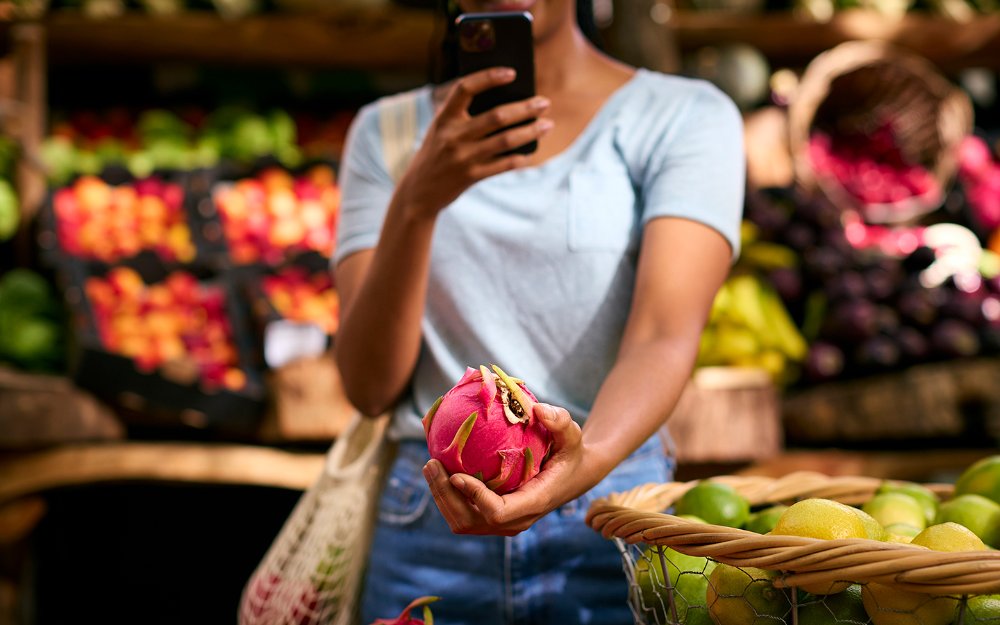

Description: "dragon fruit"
423 365 553 495
368 596 439 625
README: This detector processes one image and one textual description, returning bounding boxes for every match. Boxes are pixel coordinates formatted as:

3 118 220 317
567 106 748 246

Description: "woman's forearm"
334 198 437 416
578 336 700 488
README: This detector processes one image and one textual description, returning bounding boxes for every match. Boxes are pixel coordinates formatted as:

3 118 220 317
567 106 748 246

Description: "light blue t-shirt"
335 68 745 441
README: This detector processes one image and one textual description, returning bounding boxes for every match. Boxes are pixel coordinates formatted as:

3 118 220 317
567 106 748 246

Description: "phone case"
456 12 537 155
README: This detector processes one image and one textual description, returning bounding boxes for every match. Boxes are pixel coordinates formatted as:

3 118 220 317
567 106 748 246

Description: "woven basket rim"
787 40 973 225
586 472 1000 595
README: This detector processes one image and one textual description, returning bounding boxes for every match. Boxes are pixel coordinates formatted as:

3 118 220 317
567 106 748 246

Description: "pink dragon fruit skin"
422 365 553 495
369 596 439 625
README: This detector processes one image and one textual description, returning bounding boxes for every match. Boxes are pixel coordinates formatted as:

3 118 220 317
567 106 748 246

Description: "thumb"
533 403 581 451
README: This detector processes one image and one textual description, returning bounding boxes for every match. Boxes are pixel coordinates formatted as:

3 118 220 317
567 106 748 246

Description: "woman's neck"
532 25 599 96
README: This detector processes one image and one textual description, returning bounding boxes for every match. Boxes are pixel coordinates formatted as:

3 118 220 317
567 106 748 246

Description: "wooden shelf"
42 7 438 71
0 442 325 504
668 10 1000 69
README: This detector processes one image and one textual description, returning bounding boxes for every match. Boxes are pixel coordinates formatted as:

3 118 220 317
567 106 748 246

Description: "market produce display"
51 175 196 264
0 268 66 373
628 455 1000 625
84 267 249 391
423 365 553 495
211 164 340 265
261 266 339 336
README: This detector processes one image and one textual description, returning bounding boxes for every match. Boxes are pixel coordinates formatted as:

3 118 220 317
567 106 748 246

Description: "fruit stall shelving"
665 9 1000 70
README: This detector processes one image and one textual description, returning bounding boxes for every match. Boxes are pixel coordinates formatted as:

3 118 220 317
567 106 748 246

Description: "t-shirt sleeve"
333 102 395 267
640 83 745 260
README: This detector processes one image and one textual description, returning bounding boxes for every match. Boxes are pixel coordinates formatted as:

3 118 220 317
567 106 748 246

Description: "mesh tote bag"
238 89 420 625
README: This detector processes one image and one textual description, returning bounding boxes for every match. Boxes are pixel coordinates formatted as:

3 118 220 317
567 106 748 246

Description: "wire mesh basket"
586 472 1000 625
788 41 973 225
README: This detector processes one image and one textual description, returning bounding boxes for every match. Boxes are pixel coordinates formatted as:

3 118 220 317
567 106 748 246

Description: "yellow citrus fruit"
798 585 868 625
743 504 789 535
706 563 791 625
771 498 870 594
955 455 1000 505
933 494 1000 548
674 481 751 528
911 521 989 552
636 546 716 625
877 481 940 526
963 594 1000 624
849 505 889 542
862 492 928 531
862 583 956 625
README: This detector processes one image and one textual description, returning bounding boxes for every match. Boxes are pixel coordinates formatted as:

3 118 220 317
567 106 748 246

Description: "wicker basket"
586 472 1000 624
788 41 973 225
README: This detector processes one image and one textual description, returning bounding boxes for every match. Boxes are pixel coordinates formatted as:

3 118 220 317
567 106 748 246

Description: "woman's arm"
422 216 732 535
334 69 554 417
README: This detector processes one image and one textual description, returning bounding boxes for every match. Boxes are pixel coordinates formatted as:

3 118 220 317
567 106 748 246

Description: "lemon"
955 455 1000 505
743 505 789 535
877 481 940 526
849 506 889 542
706 563 791 625
861 583 956 625
962 594 1000 624
674 481 751 528
636 546 716 625
862 492 928 531
798 585 868 625
911 521 989 552
933 494 1000 548
771 498 870 594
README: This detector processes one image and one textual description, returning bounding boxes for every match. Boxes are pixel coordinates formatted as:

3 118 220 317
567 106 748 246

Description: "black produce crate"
36 168 220 273
59 257 267 436
185 158 340 271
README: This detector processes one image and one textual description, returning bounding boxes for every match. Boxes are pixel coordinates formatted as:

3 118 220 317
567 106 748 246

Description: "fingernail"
537 119 554 132
531 96 550 110
495 68 515 79
453 476 466 492
424 461 439 480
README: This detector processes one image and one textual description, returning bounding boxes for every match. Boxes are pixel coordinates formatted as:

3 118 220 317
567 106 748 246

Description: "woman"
333 0 744 621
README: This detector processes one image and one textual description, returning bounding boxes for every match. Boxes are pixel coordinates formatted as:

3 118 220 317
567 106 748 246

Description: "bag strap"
377 89 421 183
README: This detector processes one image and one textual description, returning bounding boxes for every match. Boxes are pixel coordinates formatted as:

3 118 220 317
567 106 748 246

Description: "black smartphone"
455 11 537 155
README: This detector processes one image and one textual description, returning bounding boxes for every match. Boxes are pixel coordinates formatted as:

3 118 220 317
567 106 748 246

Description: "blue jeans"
360 435 674 625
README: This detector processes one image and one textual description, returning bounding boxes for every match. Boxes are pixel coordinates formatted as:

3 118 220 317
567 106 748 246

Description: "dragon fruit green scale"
422 364 553 495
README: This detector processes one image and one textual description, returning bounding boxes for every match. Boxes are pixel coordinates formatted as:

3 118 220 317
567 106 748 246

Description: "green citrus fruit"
955 455 1000 506
883 523 921 543
876 481 940 526
636 546 716 624
706 563 791 625
862 492 928 531
962 594 1000 624
849 505 889 542
933 494 1000 548
743 504 789 535
674 481 751 528
798 585 868 625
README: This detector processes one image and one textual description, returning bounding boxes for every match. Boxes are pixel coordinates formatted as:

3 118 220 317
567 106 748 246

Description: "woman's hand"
394 67 553 221
421 403 596 536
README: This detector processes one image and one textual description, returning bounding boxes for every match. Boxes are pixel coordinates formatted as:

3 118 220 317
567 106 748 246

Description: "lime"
862 492 928 531
798 585 868 625
933 494 1000 548
674 481 751 528
636 546 716 625
955 455 1000 506
744 504 789 535
876 481 940 526
883 523 921 543
771 499 870 594
849 506 889 542
706 563 790 625
962 594 1000 624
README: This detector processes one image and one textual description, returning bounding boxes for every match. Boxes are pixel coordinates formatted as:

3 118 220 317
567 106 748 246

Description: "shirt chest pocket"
567 165 638 253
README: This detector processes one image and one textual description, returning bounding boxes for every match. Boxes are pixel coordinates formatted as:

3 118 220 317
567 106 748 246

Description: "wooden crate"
258 353 357 443
663 367 782 464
